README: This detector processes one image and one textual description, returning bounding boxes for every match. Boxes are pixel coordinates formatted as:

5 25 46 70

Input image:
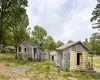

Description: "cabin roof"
56 41 90 51
5 46 15 49
18 39 40 48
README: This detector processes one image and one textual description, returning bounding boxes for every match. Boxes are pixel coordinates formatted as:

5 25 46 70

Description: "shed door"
77 53 82 65
34 48 37 58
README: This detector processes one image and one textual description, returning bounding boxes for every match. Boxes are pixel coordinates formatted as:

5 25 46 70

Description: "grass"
0 53 100 80
73 72 100 80
88 55 100 68
93 55 100 68
0 75 9 80
0 53 32 67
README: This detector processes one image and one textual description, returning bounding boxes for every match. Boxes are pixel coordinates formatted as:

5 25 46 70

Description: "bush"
20 60 27 65
1 48 8 53
28 57 33 61
5 63 10 67
0 75 9 80
65 67 70 72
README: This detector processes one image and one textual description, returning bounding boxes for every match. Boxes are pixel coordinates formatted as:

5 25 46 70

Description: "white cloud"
26 0 98 43
60 0 98 43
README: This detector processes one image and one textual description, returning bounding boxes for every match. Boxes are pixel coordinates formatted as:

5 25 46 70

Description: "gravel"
10 65 30 73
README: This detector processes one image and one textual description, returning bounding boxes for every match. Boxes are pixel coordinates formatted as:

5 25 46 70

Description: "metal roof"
56 43 73 50
5 46 16 49
18 39 40 48
56 41 90 51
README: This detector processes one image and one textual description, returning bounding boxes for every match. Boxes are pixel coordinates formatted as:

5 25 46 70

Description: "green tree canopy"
84 38 92 50
56 40 64 48
91 2 100 30
67 40 74 44
0 0 28 51
32 25 47 48
90 33 100 55
12 12 29 46
91 1 100 55
45 36 56 51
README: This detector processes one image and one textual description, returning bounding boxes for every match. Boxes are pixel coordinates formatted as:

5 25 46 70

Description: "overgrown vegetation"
93 55 100 68
0 75 9 80
0 53 100 80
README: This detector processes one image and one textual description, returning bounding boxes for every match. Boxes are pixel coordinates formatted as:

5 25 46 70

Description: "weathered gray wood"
17 39 43 60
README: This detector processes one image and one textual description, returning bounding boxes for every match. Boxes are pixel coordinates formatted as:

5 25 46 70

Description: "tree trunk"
15 46 17 59
0 0 4 51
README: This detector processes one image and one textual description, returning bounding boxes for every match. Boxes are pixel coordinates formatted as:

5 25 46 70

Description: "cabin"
44 50 50 58
17 39 44 61
5 46 16 53
50 51 57 62
56 41 91 71
44 50 58 65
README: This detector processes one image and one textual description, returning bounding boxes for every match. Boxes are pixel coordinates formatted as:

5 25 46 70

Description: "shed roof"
5 46 16 49
18 39 40 48
56 41 90 51
50 51 56 56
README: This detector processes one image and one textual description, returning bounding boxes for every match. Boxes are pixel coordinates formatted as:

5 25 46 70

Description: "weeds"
0 75 9 80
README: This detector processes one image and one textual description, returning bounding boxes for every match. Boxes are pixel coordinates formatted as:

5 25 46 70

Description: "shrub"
0 75 9 80
20 60 27 65
28 57 33 61
5 63 10 67
65 67 70 72
1 48 8 53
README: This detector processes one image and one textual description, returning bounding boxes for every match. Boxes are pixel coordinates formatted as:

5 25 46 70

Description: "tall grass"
0 75 9 80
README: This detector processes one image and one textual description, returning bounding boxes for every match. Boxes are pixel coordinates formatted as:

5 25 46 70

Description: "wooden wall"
82 52 88 70
70 51 88 71
70 51 77 71
17 40 42 59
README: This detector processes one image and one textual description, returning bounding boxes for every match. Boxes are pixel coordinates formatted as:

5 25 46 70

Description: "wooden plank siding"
56 41 89 71
70 51 88 71
70 51 77 71
82 52 88 70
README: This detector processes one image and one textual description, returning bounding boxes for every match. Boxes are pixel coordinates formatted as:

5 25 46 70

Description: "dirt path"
10 66 30 73
0 53 6 57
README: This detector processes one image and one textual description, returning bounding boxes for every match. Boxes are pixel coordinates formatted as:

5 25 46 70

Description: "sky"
26 0 98 43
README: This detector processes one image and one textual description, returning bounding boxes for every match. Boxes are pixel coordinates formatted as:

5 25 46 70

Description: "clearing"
0 53 100 80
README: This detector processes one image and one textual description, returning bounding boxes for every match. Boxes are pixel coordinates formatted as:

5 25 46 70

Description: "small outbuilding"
5 46 16 53
17 39 44 60
56 41 91 71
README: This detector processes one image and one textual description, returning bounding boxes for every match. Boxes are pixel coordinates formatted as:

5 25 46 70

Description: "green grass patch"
73 72 100 80
0 53 33 67
0 53 100 80
0 75 9 80
28 59 56 73
88 55 100 68
93 55 100 68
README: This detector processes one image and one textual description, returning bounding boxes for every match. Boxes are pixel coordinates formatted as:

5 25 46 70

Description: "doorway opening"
77 53 82 65
52 56 54 61
34 48 37 58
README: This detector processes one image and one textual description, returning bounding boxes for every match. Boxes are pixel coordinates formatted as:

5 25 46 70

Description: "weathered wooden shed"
17 39 44 60
56 41 90 71
44 50 57 64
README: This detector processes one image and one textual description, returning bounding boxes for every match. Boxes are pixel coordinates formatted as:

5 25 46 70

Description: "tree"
3 32 15 46
91 2 100 30
12 13 29 47
32 25 47 48
67 40 73 44
0 0 28 51
90 33 100 55
45 36 56 51
91 1 100 55
56 40 64 48
84 38 92 50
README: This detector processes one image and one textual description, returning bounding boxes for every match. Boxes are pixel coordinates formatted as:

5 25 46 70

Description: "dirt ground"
0 53 100 80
